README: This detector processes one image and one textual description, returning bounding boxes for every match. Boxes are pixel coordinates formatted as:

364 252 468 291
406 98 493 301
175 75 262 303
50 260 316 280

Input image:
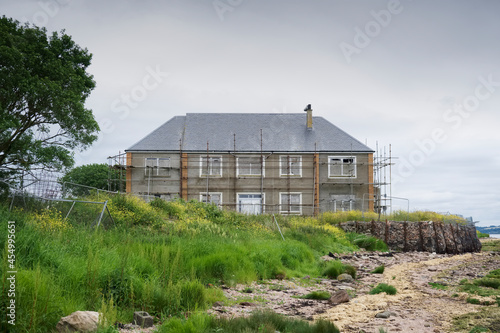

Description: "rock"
337 273 354 282
375 311 396 319
239 302 255 307
133 311 154 328
56 311 99 333
328 290 350 305
428 267 437 272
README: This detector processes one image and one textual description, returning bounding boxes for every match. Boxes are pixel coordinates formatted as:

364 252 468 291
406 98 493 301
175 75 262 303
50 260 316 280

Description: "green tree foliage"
60 163 125 196
0 16 99 180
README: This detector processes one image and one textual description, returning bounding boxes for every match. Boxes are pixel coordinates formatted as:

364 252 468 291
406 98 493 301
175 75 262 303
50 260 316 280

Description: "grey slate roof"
126 113 373 153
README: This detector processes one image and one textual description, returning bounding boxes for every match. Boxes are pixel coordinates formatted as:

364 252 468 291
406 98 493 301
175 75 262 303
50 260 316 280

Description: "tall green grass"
0 197 361 331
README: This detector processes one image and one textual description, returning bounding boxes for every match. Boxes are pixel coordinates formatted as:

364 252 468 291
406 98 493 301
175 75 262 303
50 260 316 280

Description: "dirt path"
211 250 500 333
120 240 500 332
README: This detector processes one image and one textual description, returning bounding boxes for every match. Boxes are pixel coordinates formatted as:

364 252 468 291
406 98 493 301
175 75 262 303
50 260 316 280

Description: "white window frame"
200 156 222 177
199 192 223 207
237 193 265 214
279 155 302 177
236 156 264 177
145 157 158 175
144 157 171 176
328 156 357 178
279 192 302 214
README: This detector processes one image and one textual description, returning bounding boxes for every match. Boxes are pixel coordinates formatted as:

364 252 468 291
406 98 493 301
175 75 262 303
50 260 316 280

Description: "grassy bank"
0 195 375 332
0 193 461 332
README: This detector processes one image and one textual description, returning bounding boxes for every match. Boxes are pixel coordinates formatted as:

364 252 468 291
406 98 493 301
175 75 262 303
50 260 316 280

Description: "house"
125 108 375 215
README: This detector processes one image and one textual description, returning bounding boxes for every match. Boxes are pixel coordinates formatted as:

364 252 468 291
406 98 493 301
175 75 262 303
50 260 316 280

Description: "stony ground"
121 239 500 333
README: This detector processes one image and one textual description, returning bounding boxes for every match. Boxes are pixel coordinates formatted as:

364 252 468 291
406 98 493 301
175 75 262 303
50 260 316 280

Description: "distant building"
125 110 376 215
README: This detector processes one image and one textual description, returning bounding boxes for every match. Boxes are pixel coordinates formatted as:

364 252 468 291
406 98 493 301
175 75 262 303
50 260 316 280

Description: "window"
200 156 222 177
238 193 264 215
280 192 302 214
200 192 222 207
144 157 170 176
280 155 301 177
328 156 356 178
158 158 171 176
237 156 263 176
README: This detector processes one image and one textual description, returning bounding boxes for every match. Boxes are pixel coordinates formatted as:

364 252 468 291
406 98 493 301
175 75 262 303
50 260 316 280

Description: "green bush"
322 260 344 279
346 233 388 252
301 291 331 300
371 265 385 274
369 283 397 295
343 264 357 279
474 278 500 289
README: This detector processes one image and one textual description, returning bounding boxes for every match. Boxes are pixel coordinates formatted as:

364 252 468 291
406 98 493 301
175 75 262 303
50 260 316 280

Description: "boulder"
56 311 99 333
337 273 354 282
328 290 350 305
133 311 154 328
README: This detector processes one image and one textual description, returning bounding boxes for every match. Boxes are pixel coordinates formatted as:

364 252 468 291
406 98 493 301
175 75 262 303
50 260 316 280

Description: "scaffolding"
116 136 394 215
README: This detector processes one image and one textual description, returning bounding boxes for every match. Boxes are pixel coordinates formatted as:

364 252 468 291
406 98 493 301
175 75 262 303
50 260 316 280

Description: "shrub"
371 265 385 274
346 232 388 252
322 260 344 279
369 283 397 295
474 278 500 289
466 297 481 305
343 264 357 279
301 291 331 300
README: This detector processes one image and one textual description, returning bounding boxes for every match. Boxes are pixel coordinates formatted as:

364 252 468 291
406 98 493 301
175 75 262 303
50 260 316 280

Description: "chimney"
304 104 313 130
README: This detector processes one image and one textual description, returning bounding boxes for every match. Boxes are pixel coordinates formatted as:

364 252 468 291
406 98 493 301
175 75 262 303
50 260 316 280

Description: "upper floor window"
237 156 263 176
328 156 356 178
200 156 222 177
144 157 170 176
280 155 301 177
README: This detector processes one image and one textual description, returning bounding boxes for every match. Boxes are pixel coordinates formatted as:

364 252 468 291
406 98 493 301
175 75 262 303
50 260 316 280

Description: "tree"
0 16 99 181
60 163 124 197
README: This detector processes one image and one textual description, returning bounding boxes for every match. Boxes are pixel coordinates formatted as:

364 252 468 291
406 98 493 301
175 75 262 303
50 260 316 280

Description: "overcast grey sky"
3 0 500 226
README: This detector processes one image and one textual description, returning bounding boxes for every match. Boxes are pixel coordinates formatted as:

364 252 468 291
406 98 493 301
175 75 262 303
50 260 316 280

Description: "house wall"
127 151 373 215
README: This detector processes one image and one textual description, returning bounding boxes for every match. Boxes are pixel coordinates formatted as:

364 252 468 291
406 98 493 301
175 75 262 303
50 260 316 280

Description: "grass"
0 196 367 332
321 260 357 279
477 231 490 238
369 283 397 295
429 282 448 290
480 240 500 252
157 310 340 333
320 209 466 224
370 265 385 274
298 291 331 300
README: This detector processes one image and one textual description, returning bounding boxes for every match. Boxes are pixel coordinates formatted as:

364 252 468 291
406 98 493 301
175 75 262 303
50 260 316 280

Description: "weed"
429 282 448 290
322 260 344 279
369 283 397 295
467 298 481 305
475 278 500 289
299 291 331 300
371 265 385 274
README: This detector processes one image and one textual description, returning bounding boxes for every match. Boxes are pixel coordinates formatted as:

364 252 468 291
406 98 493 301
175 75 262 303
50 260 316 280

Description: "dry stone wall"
338 221 481 253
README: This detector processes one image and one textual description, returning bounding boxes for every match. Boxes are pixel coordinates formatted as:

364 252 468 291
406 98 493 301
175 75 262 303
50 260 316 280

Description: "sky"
3 0 500 226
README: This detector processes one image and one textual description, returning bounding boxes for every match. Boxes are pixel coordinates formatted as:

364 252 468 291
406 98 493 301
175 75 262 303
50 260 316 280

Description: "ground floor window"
238 193 263 215
200 192 222 207
280 192 301 214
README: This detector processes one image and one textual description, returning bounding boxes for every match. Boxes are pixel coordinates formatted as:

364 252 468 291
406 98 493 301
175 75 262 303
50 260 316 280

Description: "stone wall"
338 221 481 253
